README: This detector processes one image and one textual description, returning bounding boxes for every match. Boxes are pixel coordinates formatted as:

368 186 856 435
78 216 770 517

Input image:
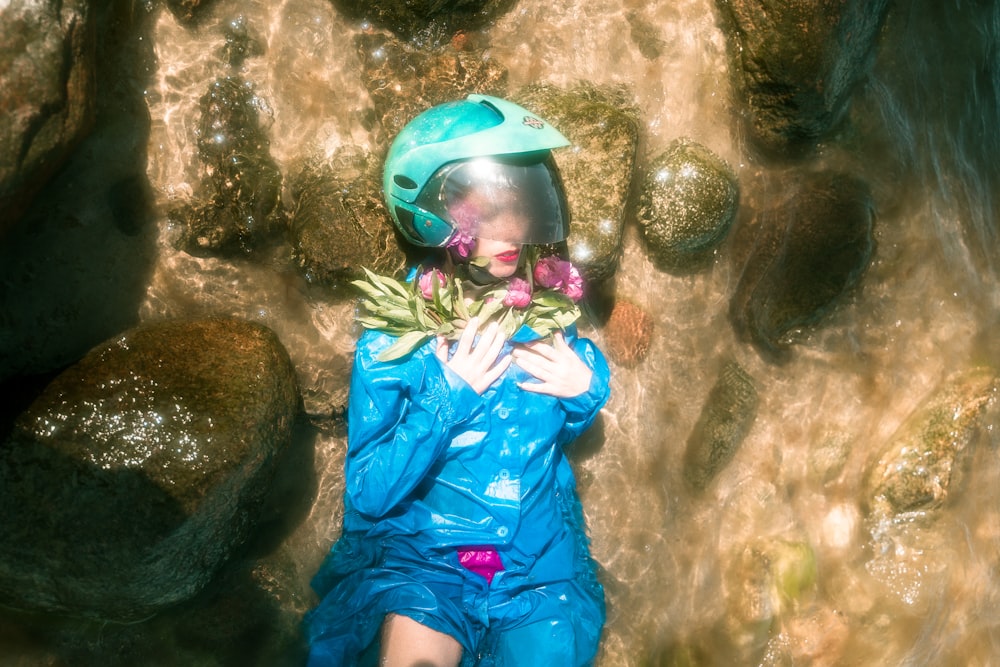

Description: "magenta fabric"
458 547 505 583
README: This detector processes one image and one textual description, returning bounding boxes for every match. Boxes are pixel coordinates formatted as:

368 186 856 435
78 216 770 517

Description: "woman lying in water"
304 94 611 667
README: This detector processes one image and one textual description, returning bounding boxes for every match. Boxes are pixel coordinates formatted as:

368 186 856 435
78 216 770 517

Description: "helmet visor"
415 155 570 245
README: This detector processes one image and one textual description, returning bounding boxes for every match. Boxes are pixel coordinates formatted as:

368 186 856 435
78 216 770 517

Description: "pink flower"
502 277 532 308
446 231 475 259
418 268 446 300
533 256 584 302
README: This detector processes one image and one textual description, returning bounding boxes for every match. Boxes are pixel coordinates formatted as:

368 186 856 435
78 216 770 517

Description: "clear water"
2 0 1000 664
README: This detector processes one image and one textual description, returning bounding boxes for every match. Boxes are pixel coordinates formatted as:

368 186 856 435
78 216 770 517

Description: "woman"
305 94 611 666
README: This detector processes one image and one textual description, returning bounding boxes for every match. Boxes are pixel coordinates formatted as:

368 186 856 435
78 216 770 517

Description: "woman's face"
472 237 523 278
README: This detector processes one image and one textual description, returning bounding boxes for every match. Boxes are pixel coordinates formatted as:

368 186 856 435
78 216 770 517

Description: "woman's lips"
496 250 520 263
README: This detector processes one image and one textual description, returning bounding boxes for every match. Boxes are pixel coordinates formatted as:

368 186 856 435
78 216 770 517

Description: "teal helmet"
383 94 571 248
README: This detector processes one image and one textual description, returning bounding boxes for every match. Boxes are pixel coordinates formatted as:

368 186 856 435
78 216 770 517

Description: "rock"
514 83 640 284
866 367 998 518
356 31 509 145
332 0 517 47
0 318 301 622
714 0 891 156
683 361 759 491
720 539 817 660
601 299 654 367
165 0 217 24
0 0 96 234
729 171 875 361
219 14 265 69
862 367 998 607
637 139 739 272
168 75 286 257
288 147 407 285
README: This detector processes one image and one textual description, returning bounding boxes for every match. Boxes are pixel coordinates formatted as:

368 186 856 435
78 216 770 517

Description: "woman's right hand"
435 317 511 395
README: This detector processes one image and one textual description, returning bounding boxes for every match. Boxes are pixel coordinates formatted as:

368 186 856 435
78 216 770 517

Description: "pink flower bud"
418 269 446 300
502 277 533 308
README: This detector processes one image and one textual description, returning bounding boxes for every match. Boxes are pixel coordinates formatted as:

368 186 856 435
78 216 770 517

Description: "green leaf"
365 269 410 299
453 280 470 320
356 315 390 329
377 330 433 362
532 291 574 308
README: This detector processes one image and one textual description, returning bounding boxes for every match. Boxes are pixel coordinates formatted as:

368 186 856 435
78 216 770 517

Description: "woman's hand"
512 332 592 398
435 317 511 395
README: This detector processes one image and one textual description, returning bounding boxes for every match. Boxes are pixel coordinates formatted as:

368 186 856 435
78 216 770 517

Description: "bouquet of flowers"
352 251 584 361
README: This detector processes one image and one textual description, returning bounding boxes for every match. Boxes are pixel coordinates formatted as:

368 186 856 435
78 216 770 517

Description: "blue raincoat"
305 325 611 666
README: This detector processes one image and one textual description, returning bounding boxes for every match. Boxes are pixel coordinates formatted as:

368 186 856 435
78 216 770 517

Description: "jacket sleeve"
556 335 611 447
345 331 483 518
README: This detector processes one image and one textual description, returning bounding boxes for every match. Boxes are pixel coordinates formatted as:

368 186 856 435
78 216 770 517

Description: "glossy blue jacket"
306 325 611 666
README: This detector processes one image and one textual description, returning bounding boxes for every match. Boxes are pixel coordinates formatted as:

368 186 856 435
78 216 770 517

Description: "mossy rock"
637 139 739 273
514 83 640 284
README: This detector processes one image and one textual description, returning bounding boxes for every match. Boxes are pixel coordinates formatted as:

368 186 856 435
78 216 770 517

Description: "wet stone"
219 15 264 69
356 31 509 146
721 539 818 660
728 170 875 361
637 139 739 273
601 299 654 368
332 0 517 47
0 0 96 233
862 367 998 607
683 360 759 491
288 147 407 285
169 75 285 257
0 318 300 622
713 0 891 157
866 367 999 518
514 82 640 285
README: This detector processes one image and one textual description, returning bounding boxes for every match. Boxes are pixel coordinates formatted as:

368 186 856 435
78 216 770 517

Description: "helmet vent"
393 174 419 190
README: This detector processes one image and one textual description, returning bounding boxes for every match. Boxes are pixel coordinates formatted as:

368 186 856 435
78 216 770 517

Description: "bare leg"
380 613 463 667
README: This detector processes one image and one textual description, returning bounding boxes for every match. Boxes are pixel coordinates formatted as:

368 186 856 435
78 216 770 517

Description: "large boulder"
714 0 891 156
515 83 640 285
637 138 739 273
0 318 300 622
729 170 875 361
0 0 96 234
288 146 407 285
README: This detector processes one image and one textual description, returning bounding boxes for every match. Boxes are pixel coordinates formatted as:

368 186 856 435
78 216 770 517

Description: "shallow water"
3 0 1000 664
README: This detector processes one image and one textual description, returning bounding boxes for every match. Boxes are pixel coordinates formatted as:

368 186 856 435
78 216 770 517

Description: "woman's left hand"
512 332 592 398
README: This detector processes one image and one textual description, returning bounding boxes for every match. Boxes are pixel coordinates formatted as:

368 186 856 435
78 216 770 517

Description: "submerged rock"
288 147 406 285
863 367 998 607
0 0 96 234
515 83 640 285
683 361 759 491
0 318 300 622
866 367 998 518
714 0 891 156
729 171 875 361
602 299 654 368
332 0 517 47
719 538 818 660
169 75 285 257
356 31 509 145
637 139 739 273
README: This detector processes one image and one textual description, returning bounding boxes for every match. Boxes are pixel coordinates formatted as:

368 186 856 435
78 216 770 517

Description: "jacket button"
498 469 510 480
497 526 509 538
496 407 510 419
